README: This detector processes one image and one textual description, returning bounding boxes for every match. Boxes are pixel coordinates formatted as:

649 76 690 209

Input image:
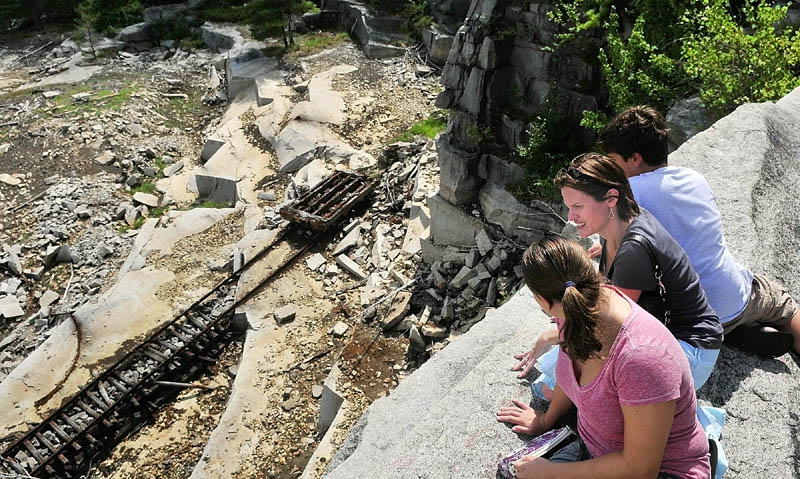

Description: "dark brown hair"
522 236 604 362
597 105 669 167
554 153 640 223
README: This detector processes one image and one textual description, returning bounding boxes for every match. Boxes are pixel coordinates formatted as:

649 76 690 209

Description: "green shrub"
552 0 800 127
682 0 800 115
466 123 493 146
515 110 580 199
598 7 688 116
392 110 448 143
95 0 143 31
410 110 448 138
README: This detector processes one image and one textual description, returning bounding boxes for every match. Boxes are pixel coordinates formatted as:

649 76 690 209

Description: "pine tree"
75 0 99 59
257 0 317 47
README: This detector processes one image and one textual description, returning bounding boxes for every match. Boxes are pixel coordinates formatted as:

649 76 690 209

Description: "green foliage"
95 0 143 33
149 206 166 217
578 109 609 132
466 123 494 146
0 0 82 30
548 0 613 42
551 0 800 126
118 215 146 233
198 200 230 209
392 110 448 143
199 0 317 41
40 84 136 119
514 108 583 199
598 7 688 115
154 157 166 174
406 0 433 31
682 0 800 115
129 182 156 195
150 15 202 43
282 32 351 59
74 0 99 57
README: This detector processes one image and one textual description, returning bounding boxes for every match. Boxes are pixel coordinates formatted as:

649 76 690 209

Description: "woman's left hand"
512 455 555 479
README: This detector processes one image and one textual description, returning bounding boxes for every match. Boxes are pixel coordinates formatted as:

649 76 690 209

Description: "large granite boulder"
323 88 800 478
199 22 245 51
666 95 714 151
116 22 153 43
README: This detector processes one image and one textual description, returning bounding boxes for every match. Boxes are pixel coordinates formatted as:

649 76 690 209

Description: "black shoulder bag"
616 233 672 326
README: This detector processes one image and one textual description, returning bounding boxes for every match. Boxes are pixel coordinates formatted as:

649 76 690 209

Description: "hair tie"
564 281 576 289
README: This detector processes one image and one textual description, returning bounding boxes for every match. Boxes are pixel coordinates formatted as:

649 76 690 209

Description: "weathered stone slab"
288 65 356 125
380 291 412 330
226 48 276 99
427 194 483 247
421 27 455 66
272 120 375 173
335 254 367 280
274 304 296 324
436 135 482 205
479 181 565 243
200 137 225 163
195 175 239 205
132 192 159 208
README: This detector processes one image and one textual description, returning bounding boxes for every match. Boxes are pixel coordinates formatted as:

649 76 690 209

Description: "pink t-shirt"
555 288 710 478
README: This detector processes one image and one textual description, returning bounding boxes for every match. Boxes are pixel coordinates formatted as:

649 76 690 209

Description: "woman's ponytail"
560 282 602 362
522 236 604 362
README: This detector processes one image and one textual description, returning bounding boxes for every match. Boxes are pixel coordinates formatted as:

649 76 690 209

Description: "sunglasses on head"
560 167 587 180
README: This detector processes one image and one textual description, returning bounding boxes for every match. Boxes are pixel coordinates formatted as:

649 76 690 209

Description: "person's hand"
511 346 540 378
496 398 547 436
513 455 555 479
511 331 556 378
588 242 602 258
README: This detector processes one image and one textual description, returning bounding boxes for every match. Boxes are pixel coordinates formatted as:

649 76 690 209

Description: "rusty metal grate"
279 170 377 231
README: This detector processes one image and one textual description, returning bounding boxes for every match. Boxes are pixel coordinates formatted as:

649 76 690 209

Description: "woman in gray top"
515 153 723 395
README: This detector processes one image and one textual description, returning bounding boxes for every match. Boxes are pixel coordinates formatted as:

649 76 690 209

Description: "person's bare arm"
511 328 559 378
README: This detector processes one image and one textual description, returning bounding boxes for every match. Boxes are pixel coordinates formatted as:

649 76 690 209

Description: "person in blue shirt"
596 105 800 358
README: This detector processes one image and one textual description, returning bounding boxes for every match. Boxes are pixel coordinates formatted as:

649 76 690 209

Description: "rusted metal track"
279 170 378 231
0 171 375 478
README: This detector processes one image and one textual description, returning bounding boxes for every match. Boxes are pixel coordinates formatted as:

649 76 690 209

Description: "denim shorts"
677 340 720 390
533 339 719 400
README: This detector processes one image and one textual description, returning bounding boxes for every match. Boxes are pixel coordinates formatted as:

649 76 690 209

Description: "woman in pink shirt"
497 236 710 478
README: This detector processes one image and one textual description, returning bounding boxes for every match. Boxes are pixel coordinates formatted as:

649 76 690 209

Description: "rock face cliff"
426 0 602 252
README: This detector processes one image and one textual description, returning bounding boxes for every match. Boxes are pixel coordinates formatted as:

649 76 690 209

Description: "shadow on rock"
698 345 791 406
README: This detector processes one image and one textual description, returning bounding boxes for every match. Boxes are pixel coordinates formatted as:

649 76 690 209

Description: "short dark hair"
597 106 669 167
554 153 640 222
522 236 604 362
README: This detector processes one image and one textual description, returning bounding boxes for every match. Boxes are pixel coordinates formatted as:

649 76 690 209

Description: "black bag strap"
623 233 671 326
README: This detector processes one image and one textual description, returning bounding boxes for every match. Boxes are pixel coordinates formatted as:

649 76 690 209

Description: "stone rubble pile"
260 138 525 367
0 176 143 381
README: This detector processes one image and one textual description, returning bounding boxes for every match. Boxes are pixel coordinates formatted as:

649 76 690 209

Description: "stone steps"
324 286 552 478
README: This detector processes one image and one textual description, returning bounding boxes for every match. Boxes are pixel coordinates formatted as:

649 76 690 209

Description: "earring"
608 208 614 219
